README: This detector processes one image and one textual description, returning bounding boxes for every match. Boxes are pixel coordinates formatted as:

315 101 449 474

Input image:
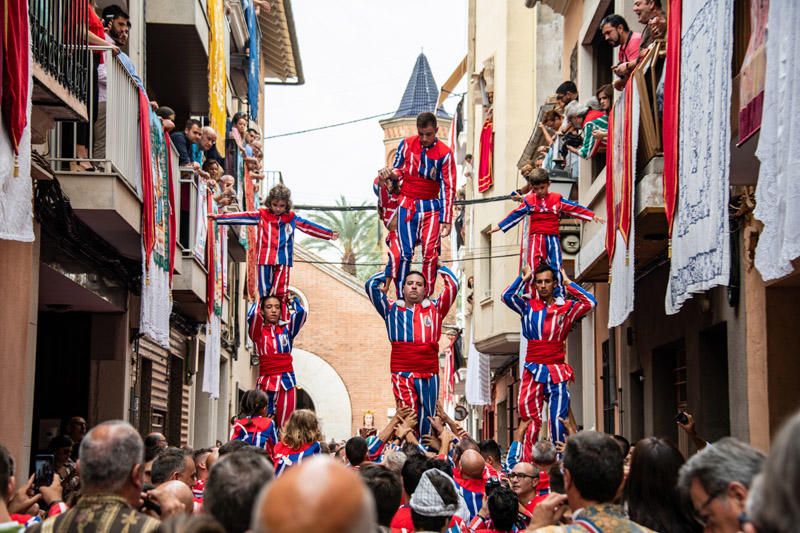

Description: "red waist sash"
525 340 566 364
390 341 439 374
259 353 294 375
401 176 440 200
529 212 560 235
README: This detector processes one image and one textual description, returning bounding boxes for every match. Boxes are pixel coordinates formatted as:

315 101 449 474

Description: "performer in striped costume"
366 266 459 436
213 184 338 310
373 174 402 294
273 409 323 477
379 112 456 297
230 389 279 458
247 294 306 428
502 263 596 461
491 169 601 299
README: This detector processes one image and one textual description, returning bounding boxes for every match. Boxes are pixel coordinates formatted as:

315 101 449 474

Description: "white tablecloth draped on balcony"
203 314 221 398
609 85 639 328
0 27 33 243
754 0 800 281
465 324 491 406
665 0 733 315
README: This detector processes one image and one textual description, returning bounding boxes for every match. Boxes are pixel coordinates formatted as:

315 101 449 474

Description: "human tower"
217 111 600 467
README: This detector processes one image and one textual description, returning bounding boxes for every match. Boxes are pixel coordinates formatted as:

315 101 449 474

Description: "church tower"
379 53 452 166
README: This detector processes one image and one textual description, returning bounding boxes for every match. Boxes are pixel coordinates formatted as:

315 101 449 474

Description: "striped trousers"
522 233 565 298
517 367 570 462
397 200 441 298
256 374 297 429
392 372 439 436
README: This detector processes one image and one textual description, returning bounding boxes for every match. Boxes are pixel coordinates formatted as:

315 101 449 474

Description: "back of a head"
624 437 694 531
459 449 485 479
478 439 502 465
159 480 195 515
548 463 565 493
556 80 578 95
282 409 320 448
383 449 407 474
0 444 13 499
401 453 429 496
345 436 368 467
533 440 557 466
252 456 373 533
425 457 453 478
678 437 765 497
218 439 249 456
749 411 800 532
410 469 460 532
80 420 143 492
151 447 189 485
612 434 631 459
563 431 624 504
205 450 274 533
564 100 589 119
488 485 519 531
239 389 269 418
359 464 402 528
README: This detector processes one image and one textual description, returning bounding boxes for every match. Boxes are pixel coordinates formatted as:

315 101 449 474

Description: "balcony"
574 46 669 282
51 52 144 260
174 168 210 323
29 0 89 122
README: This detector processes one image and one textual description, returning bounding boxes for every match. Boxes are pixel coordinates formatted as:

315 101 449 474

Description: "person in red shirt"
600 14 643 90
468 485 519 533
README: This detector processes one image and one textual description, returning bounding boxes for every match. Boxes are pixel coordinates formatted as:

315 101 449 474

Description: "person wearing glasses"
508 461 545 530
677 438 765 533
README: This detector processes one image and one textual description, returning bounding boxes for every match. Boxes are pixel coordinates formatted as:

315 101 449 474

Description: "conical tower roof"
393 53 450 119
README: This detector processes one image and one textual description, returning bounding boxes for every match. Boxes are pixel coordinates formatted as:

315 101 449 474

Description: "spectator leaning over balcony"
170 119 202 168
633 0 667 53
200 126 225 167
555 81 578 111
156 107 176 133
567 85 612 159
600 14 642 90
94 5 129 159
230 112 249 155
72 2 119 172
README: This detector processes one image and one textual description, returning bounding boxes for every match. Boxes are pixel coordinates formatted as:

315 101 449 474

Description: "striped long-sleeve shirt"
373 177 400 228
366 266 459 343
247 300 306 383
273 441 322 477
502 277 596 383
230 416 279 456
392 136 457 224
498 192 594 236
215 209 333 266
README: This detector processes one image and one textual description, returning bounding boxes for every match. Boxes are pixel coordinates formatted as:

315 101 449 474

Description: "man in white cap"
410 469 467 533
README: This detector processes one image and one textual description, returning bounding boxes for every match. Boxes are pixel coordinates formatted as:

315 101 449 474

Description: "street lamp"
547 168 578 199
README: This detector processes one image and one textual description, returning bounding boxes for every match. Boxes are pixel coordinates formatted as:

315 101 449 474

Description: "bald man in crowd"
252 456 374 533
156 480 194 515
199 126 224 166
453 449 488 520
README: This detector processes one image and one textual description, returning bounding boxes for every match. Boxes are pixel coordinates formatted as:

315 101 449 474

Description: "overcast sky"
263 1 468 207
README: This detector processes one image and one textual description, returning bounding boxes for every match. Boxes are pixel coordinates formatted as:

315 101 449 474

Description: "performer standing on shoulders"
373 173 401 295
502 263 596 461
247 294 306 428
366 266 459 436
378 112 456 297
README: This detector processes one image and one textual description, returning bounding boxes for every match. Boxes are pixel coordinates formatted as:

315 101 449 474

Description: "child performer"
212 183 339 309
373 173 402 295
246 294 306 428
230 389 279 458
490 169 602 299
273 409 323 476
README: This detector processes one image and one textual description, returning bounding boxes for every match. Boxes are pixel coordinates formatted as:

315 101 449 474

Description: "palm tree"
300 196 383 281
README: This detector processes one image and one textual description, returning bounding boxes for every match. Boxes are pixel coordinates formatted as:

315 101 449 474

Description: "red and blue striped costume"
273 440 322 477
374 177 402 287
247 299 307 428
502 277 596 460
498 192 594 298
230 415 280 458
215 208 334 300
453 467 487 521
392 136 456 296
366 265 459 436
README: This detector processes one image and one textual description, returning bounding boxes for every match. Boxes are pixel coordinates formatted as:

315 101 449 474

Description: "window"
601 339 616 434
480 227 492 302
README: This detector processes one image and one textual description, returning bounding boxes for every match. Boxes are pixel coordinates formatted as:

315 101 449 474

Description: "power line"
294 252 520 267
265 92 467 140
295 194 517 212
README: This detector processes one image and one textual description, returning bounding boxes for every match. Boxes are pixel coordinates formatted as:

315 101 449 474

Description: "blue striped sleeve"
288 299 307 339
214 210 260 225
501 276 528 316
507 440 522 470
497 202 531 232
294 215 334 240
392 139 406 170
365 272 389 319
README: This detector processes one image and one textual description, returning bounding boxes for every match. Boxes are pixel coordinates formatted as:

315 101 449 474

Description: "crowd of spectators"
3 398 799 533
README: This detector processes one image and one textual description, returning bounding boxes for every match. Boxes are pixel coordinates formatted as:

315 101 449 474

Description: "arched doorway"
291 348 352 441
